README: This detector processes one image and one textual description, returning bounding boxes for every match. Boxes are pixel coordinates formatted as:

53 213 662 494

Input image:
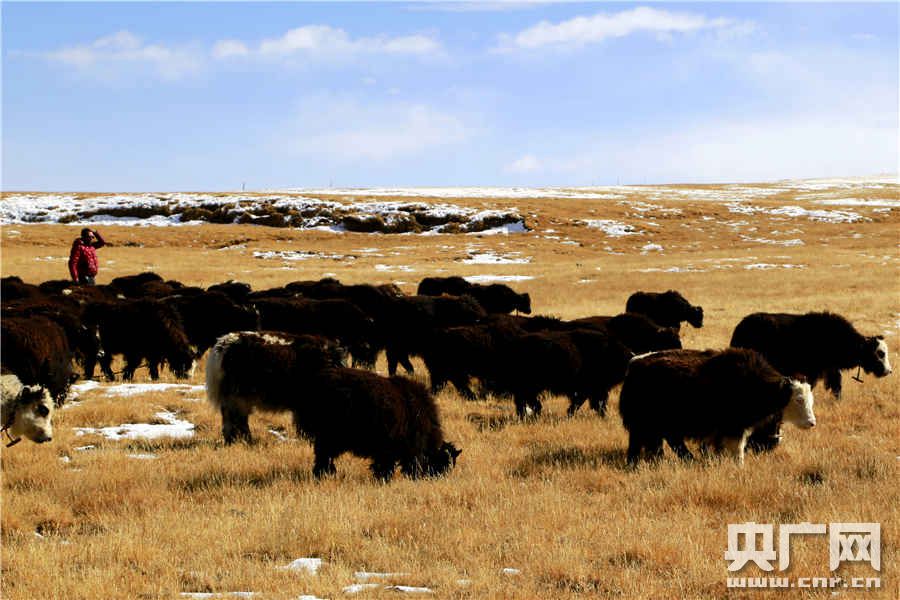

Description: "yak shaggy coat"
619 349 816 465
205 331 460 481
730 311 892 399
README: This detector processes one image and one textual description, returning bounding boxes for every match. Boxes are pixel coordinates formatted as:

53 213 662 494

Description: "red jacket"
68 232 105 281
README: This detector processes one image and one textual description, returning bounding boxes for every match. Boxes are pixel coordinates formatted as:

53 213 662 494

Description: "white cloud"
506 112 897 184
283 96 475 161
239 25 441 60
40 30 203 80
212 39 250 59
505 155 542 173
496 6 744 51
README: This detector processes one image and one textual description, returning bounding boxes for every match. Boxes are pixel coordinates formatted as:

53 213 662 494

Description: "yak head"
5 384 54 444
517 292 532 315
422 442 462 477
860 336 892 377
781 378 816 430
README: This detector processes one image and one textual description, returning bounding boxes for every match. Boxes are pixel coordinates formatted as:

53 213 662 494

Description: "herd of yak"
0 271 892 479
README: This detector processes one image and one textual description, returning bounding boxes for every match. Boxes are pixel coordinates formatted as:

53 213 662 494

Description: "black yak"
625 290 703 329
619 349 816 465
205 331 460 481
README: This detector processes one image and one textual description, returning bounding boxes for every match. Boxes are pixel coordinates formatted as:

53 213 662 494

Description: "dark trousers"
78 275 96 286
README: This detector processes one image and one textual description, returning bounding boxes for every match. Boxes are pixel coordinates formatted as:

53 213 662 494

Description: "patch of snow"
253 251 351 261
461 252 531 265
638 266 706 273
354 572 409 581
641 243 664 253
74 445 96 452
740 236 804 246
342 583 380 594
278 558 324 575
744 263 807 270
467 221 528 235
813 198 900 208
384 586 433 594
87 383 206 397
583 219 641 236
74 411 195 441
127 453 158 460
374 264 415 272
501 568 521 575
727 203 867 223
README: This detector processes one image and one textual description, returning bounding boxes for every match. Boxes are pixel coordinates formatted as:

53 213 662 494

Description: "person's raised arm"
68 241 82 282
92 229 106 249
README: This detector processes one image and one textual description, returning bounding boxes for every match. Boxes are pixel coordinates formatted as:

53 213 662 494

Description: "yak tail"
205 335 231 412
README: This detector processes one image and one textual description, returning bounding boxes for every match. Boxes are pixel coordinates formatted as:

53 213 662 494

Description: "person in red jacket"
68 228 106 285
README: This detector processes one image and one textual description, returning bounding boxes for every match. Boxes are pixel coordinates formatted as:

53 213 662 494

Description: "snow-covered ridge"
0 193 526 234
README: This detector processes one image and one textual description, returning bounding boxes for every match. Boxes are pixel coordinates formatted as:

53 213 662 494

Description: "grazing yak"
206 331 460 481
625 290 704 330
383 294 487 376
165 292 259 357
619 349 816 466
731 311 891 453
3 297 103 381
1 315 76 404
489 328 634 418
254 297 379 368
421 317 525 400
1 373 54 446
730 311 892 400
417 276 531 314
83 299 195 381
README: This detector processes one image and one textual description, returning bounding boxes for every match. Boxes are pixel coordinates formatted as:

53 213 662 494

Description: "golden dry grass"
2 183 898 599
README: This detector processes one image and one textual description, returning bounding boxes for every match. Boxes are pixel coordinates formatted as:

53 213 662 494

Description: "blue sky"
3 2 897 190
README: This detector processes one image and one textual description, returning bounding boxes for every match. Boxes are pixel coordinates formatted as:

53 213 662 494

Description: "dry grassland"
1 185 898 599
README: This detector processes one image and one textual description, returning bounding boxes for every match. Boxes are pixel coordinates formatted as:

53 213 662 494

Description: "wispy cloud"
495 6 748 52
501 112 897 183
281 96 476 162
39 30 203 80
505 154 542 173
217 25 442 61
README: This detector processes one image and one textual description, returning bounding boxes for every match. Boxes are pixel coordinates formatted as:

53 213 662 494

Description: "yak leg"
386 348 414 376
627 433 662 465
513 392 534 419
567 392 586 417
122 353 142 381
666 437 694 461
824 369 842 400
99 352 116 381
221 405 252 444
147 358 161 380
720 431 751 466
626 434 644 465
312 441 338 479
451 375 477 401
747 420 783 453
370 455 397 482
588 390 610 418
83 354 97 380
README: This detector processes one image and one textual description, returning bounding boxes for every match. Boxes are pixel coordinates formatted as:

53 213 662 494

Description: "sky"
2 1 897 191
